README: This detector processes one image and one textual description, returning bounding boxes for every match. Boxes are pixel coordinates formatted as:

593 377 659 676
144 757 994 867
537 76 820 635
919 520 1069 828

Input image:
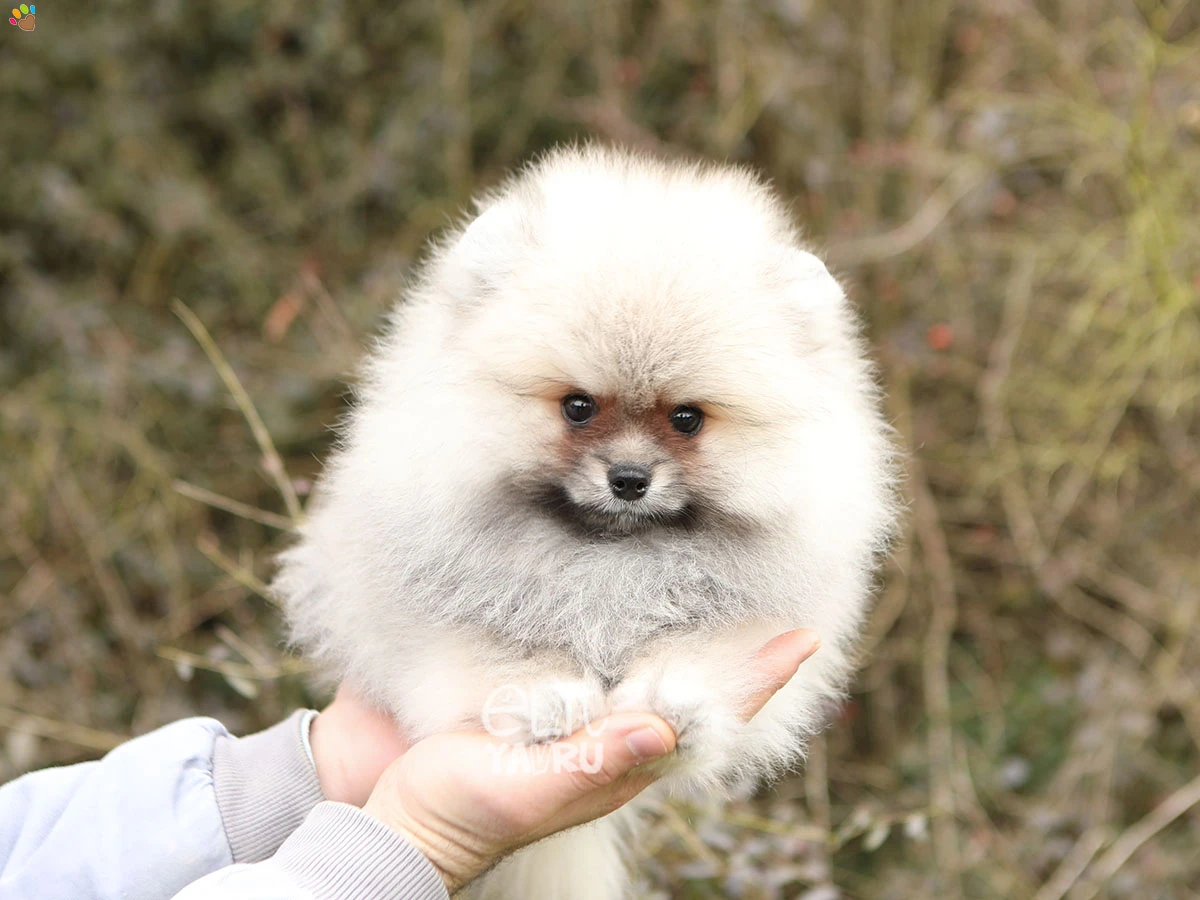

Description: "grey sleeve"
176 712 449 900
212 709 326 863
171 802 450 900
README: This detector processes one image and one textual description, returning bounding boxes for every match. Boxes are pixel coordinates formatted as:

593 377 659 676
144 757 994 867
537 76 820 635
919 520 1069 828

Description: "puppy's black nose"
608 464 651 502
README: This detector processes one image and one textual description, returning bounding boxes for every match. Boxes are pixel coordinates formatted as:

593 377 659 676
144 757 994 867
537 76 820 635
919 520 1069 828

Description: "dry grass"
2 1 1198 896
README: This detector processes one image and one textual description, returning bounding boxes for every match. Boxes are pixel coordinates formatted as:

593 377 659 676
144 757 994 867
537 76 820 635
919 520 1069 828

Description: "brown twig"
826 164 987 267
155 646 308 681
172 480 296 531
0 706 126 754
171 300 304 524
195 533 277 604
1032 828 1107 900
1070 773 1200 900
890 361 963 884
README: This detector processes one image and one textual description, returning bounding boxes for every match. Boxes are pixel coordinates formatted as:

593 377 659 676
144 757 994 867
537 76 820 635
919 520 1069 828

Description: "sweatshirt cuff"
212 709 326 863
274 802 450 900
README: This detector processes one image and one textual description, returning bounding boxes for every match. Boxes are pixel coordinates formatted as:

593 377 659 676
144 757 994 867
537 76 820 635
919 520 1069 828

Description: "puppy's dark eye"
562 393 597 425
670 405 703 435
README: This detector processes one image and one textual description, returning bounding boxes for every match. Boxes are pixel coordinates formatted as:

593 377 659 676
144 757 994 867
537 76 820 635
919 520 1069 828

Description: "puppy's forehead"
533 316 789 420
538 253 796 396
565 304 733 399
467 246 805 409
459 155 818 407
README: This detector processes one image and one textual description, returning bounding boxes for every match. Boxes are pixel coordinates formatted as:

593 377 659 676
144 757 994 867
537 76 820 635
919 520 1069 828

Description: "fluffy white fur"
275 145 900 898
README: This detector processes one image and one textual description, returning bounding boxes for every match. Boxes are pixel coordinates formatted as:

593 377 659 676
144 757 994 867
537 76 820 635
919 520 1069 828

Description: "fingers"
503 627 818 814
522 713 675 795
523 713 677 838
738 628 821 721
583 713 675 784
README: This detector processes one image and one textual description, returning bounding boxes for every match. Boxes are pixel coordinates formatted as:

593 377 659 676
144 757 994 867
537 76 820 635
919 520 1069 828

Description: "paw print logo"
8 4 36 30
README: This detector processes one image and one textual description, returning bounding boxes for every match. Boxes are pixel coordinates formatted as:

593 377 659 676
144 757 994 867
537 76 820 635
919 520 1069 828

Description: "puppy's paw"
609 667 740 761
482 674 609 745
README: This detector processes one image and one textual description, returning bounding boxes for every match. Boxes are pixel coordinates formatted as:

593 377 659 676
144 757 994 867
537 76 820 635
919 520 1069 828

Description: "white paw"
609 667 738 757
482 674 609 744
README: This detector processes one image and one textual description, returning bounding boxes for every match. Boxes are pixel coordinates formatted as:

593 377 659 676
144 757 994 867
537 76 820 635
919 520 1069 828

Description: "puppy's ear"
437 199 531 306
785 249 853 349
789 249 846 313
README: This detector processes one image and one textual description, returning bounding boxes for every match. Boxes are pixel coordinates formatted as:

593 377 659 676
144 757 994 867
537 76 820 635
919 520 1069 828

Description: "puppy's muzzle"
607 463 651 502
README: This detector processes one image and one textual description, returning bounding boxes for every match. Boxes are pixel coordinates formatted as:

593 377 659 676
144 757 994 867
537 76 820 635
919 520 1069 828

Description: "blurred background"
2 1 1199 897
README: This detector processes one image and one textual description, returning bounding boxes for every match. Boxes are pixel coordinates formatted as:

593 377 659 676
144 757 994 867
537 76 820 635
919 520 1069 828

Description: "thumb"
602 713 677 774
521 714 676 840
548 713 676 794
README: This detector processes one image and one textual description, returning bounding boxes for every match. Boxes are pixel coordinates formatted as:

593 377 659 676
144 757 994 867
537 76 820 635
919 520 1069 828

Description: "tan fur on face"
549 391 703 524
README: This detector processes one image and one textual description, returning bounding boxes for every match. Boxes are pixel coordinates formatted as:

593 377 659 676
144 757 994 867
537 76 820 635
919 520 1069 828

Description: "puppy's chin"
527 481 701 537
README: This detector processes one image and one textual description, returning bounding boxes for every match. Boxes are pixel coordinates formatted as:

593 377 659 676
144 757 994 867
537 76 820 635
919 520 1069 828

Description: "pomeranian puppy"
275 145 899 898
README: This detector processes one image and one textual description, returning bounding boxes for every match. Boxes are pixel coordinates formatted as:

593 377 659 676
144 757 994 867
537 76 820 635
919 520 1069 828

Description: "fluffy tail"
464 809 635 900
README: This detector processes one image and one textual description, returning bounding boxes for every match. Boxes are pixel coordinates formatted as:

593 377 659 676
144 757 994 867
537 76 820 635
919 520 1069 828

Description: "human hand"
308 684 413 807
361 628 820 893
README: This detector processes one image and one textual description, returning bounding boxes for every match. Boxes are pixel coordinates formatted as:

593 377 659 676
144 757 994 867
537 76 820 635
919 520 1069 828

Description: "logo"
480 684 609 775
8 4 35 30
